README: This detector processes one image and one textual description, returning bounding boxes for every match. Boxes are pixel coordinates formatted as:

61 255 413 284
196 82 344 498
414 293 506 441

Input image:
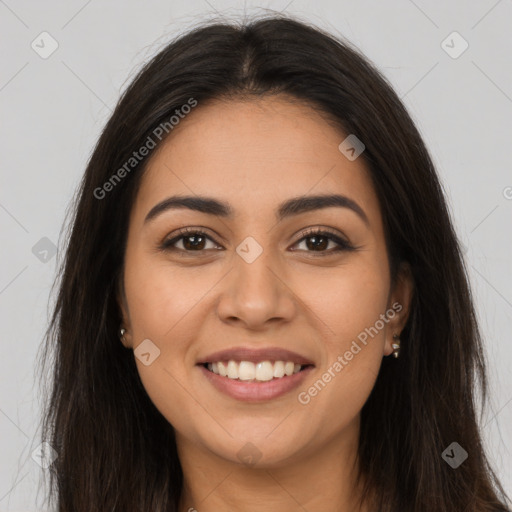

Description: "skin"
118 95 413 512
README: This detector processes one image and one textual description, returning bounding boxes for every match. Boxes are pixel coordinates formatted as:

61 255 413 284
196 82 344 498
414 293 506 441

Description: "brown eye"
299 233 332 251
178 233 207 250
160 229 221 252
292 228 354 254
158 227 355 256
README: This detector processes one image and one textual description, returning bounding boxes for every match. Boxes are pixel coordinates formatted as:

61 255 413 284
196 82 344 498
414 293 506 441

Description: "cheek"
123 256 221 430
124 254 218 341
299 257 390 350
295 260 390 414
298 351 381 441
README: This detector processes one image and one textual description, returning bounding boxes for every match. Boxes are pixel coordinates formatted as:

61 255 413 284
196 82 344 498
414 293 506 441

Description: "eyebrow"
144 193 369 226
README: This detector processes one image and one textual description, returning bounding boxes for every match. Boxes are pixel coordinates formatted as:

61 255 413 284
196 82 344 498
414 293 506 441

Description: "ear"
116 274 133 349
383 262 414 356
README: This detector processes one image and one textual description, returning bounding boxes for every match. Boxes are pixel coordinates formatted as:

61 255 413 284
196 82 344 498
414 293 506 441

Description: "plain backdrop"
0 0 511 509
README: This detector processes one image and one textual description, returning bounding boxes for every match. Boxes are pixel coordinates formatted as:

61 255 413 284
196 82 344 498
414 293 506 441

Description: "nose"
216 249 296 330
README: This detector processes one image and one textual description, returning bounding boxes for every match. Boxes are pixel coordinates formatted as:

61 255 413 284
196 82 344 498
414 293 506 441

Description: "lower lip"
198 364 314 402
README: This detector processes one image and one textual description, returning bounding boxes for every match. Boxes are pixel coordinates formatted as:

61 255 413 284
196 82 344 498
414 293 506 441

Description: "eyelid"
294 226 350 244
161 227 223 251
290 227 356 254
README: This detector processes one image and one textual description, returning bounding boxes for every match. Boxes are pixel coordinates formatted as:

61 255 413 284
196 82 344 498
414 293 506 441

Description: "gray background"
1 0 511 509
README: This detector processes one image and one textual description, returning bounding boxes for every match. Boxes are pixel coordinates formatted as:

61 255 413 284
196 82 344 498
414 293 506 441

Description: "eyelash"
158 227 356 256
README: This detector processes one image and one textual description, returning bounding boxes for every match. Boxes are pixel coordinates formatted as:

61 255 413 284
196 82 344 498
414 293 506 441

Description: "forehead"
132 96 380 225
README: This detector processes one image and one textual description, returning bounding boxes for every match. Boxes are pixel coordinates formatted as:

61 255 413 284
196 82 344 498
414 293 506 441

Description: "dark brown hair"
39 13 511 512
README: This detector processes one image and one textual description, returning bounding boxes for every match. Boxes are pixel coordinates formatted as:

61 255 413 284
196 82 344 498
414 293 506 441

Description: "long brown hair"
39 13 511 511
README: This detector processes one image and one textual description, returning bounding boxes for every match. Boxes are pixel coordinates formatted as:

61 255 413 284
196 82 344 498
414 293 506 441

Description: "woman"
39 13 511 512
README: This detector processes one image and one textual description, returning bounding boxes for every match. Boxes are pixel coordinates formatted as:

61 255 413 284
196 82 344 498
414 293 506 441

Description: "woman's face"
119 96 412 467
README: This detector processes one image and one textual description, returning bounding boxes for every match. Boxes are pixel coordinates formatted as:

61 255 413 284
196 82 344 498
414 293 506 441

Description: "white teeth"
273 361 285 378
206 359 305 381
238 361 255 380
218 361 227 377
227 360 238 379
255 361 274 381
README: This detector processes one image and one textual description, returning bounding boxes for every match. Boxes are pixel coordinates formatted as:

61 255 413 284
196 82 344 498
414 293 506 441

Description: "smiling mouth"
201 360 314 382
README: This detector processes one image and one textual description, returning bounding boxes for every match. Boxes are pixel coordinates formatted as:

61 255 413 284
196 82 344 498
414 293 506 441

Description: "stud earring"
391 334 400 358
119 327 126 343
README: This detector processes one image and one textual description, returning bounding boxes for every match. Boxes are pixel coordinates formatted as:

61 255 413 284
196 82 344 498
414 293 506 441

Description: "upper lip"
197 347 315 366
